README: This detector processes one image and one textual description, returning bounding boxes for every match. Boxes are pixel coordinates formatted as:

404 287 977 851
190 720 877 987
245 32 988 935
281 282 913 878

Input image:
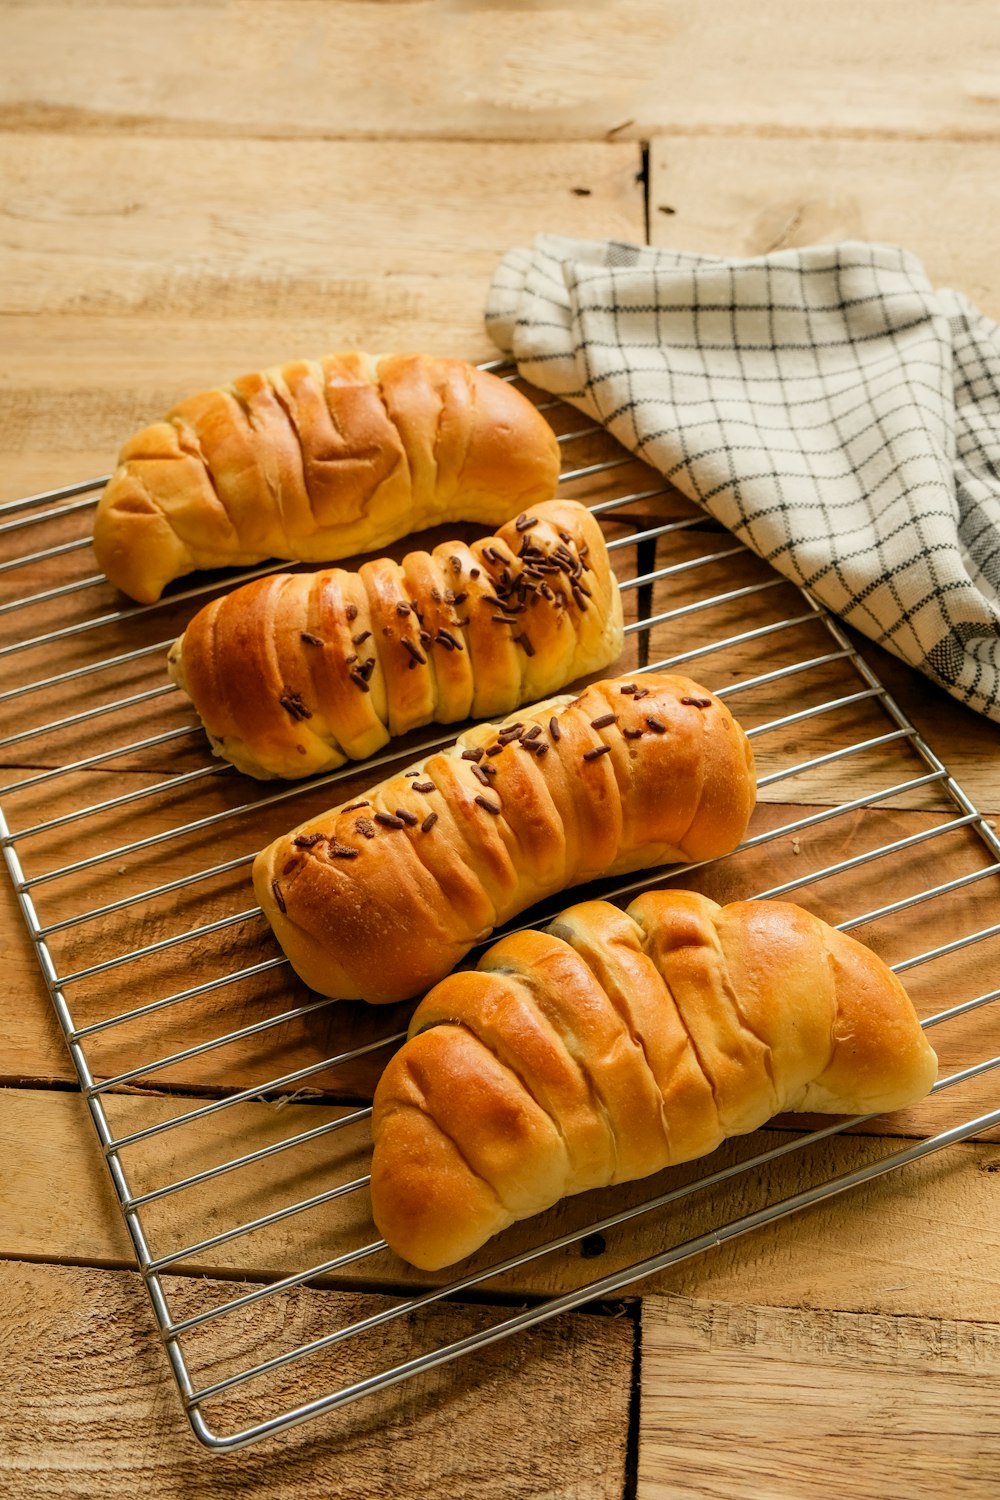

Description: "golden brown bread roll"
252 671 757 1003
93 352 561 603
167 499 623 779
369 890 938 1269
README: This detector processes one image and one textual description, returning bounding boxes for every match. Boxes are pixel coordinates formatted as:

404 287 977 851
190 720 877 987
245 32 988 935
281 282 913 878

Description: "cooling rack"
2 365 999 1451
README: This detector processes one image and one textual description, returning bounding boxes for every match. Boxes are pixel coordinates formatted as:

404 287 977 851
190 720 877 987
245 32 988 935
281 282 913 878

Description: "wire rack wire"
2 365 999 1451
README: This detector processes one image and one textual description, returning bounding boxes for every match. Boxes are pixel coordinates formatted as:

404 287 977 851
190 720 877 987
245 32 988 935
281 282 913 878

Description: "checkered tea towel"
486 235 1000 725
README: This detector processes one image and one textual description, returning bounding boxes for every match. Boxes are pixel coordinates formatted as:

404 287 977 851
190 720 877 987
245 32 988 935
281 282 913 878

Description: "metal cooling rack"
2 363 1000 1451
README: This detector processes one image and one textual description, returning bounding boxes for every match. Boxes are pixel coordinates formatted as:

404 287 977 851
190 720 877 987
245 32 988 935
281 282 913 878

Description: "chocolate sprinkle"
375 812 405 829
412 781 435 793
355 817 377 838
475 794 501 815
270 879 286 913
436 628 464 652
591 713 616 730
352 629 371 645
421 811 438 832
341 801 370 813
549 716 562 742
515 513 539 532
395 808 419 826
485 743 504 757
583 743 613 761
619 684 637 695
645 716 667 734
345 603 358 622
396 601 411 616
330 842 360 860
349 670 371 693
522 724 542 740
402 639 426 665
300 631 324 647
471 764 491 786
680 695 713 708
293 832 325 848
623 727 643 740
462 746 485 762
279 691 312 722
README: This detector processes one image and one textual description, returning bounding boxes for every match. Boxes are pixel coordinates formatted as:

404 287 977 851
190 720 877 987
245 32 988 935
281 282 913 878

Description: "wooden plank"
649 134 1000 320
4 1088 999 1318
4 797 998 1109
0 134 642 318
0 131 642 503
639 1295 1000 1499
5 433 996 811
3 3 1000 143
0 1258 633 1492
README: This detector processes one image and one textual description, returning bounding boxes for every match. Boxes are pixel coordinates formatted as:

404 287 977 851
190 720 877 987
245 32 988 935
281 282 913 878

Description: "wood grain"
0 135 642 317
4 0 1000 1482
649 134 1000 319
3 3 1000 143
4 1088 999 1320
639 1295 1000 1499
3 796 998 1113
0 132 642 504
0 1259 633 1495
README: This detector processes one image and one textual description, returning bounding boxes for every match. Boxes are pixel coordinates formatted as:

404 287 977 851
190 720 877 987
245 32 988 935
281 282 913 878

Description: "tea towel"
486 235 1000 724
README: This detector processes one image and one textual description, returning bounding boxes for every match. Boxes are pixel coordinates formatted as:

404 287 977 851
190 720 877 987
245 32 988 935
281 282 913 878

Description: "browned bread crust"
252 672 757 1003
93 353 561 602
370 891 938 1269
167 500 623 779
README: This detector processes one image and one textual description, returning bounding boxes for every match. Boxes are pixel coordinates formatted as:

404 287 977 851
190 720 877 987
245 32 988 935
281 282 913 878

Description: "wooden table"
2 5 999 1495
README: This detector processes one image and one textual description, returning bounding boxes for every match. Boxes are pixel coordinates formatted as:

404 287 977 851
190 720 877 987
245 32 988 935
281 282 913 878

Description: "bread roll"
167 499 623 780
252 672 757 1003
370 890 938 1269
93 353 561 603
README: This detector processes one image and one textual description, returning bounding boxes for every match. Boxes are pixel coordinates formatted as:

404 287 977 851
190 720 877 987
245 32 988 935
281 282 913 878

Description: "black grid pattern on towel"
486 235 1000 724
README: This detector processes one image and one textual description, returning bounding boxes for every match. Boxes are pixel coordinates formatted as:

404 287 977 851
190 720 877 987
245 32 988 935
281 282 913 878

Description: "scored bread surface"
168 499 623 779
369 890 939 1269
93 352 561 602
252 671 757 1003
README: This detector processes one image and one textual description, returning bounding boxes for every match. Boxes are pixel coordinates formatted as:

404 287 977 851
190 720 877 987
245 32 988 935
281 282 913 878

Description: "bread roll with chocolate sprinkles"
369 890 938 1268
252 671 756 1003
168 499 623 779
93 352 561 603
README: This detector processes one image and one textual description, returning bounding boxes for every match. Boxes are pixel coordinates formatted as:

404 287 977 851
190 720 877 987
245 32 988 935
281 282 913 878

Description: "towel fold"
486 234 1000 724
